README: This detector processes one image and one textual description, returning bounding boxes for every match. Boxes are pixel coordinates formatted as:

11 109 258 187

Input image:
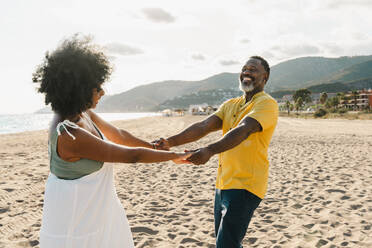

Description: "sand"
0 115 371 248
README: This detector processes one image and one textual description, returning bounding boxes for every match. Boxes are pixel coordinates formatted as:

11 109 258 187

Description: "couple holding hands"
35 35 278 248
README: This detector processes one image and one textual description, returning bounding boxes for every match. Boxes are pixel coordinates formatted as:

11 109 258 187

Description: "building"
188 104 217 115
280 95 293 102
340 89 372 110
358 90 372 109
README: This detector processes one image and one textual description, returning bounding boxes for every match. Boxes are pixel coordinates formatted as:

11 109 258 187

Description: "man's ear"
264 73 268 84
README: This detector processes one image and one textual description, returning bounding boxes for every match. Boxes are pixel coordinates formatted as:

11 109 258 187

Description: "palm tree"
285 100 291 115
337 92 347 109
320 92 328 105
351 91 359 110
295 97 303 112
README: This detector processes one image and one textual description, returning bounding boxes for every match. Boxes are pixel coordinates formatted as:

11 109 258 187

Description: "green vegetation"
314 108 327 117
278 87 372 119
157 89 241 110
280 111 372 120
293 89 312 103
319 92 328 105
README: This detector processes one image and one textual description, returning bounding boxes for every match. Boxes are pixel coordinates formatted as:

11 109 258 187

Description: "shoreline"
0 116 371 247
0 113 161 136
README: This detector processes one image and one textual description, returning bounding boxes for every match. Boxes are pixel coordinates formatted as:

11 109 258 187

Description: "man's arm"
155 115 222 150
187 116 262 165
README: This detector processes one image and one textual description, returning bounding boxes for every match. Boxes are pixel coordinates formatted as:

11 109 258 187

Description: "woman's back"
48 115 104 180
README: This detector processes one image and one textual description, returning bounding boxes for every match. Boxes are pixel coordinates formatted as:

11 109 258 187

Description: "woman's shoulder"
49 114 62 139
49 113 61 130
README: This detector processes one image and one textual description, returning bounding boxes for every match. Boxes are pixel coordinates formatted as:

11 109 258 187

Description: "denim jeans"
214 189 262 248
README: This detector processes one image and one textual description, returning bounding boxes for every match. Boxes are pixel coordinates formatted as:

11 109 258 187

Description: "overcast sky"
1 0 372 114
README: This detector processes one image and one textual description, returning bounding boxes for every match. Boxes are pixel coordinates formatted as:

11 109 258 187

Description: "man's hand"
172 152 192 164
186 147 214 165
152 138 170 151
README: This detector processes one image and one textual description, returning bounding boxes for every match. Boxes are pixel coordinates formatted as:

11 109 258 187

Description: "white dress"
39 120 134 248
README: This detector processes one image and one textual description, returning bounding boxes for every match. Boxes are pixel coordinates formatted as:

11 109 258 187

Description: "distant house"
359 90 372 109
173 109 185 116
188 104 217 115
340 89 372 110
281 95 293 102
162 109 172 117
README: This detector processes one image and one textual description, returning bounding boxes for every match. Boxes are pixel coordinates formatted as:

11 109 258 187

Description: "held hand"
152 138 170 151
172 152 192 164
187 147 213 165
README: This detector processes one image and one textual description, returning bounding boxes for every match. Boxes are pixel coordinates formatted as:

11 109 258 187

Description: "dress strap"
56 120 79 140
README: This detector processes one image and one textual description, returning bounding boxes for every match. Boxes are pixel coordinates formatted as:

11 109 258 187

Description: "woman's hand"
172 152 192 164
152 138 170 151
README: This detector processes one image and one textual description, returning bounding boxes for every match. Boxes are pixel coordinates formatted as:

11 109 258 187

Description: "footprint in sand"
29 240 39 247
349 204 362 210
2 188 15 193
180 237 202 245
273 224 287 230
316 239 328 247
131 226 159 235
0 207 9 214
292 203 303 209
326 189 346 194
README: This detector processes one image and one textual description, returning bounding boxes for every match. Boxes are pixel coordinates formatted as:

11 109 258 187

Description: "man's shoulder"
222 96 244 106
255 92 278 105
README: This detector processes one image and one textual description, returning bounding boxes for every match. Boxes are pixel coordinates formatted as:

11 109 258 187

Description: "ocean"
0 112 161 135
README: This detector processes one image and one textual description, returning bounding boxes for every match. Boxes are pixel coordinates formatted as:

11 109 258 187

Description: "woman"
33 35 190 248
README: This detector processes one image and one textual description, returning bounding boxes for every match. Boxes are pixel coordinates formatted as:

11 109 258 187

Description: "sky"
1 0 372 114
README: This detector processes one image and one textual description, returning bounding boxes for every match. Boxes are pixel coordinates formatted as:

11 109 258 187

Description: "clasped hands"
152 138 213 165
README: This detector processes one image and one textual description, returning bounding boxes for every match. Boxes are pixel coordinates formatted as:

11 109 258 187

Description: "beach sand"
0 115 371 248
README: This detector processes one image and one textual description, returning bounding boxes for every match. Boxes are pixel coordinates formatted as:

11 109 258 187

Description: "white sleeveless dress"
39 120 134 248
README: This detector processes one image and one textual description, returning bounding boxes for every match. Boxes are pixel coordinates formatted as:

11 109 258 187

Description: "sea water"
0 112 160 135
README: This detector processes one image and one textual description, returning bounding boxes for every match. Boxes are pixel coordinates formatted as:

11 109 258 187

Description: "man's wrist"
167 138 174 148
205 145 216 156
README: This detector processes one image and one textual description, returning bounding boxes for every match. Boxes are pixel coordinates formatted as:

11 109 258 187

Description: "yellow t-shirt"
214 91 278 199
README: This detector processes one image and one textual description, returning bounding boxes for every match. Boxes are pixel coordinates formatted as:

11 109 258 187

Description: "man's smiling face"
239 58 268 93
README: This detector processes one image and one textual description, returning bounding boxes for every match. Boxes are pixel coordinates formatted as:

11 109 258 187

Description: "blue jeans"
214 189 262 248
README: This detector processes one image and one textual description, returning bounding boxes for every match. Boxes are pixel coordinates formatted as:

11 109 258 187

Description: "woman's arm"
57 126 189 164
86 110 154 148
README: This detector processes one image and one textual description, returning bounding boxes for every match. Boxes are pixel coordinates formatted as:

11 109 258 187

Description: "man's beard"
239 82 255 92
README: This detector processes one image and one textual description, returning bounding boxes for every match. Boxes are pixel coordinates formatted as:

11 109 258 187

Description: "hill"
271 78 372 99
266 55 372 92
306 60 372 86
95 73 239 112
157 89 242 110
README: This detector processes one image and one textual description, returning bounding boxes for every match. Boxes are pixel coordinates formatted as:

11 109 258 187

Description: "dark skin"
53 88 190 164
154 58 268 165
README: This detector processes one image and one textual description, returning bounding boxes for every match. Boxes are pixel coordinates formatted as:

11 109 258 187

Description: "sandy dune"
0 116 371 247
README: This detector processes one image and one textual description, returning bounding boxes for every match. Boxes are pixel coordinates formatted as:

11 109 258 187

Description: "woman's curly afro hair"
33 34 112 118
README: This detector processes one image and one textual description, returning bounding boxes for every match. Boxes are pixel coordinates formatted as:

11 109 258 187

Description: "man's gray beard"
239 82 254 92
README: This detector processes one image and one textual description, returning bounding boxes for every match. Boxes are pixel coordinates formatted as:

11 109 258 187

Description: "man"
154 56 278 247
